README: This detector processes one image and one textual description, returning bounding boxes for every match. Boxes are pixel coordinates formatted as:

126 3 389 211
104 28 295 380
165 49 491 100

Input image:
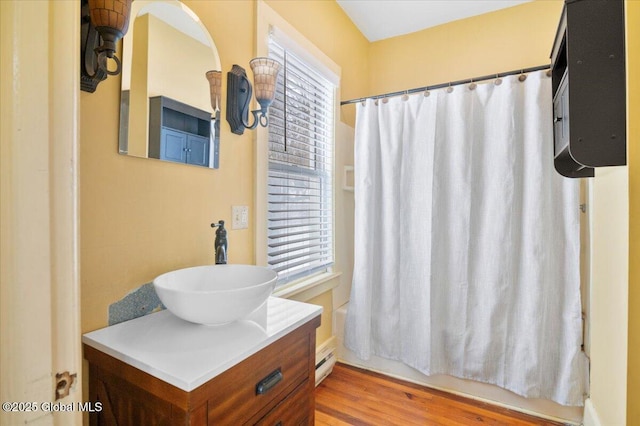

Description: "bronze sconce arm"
80 0 132 93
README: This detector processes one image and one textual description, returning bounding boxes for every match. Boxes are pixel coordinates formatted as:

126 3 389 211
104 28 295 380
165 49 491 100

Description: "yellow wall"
338 0 565 177
147 15 214 112
366 1 562 96
627 0 640 423
79 0 367 345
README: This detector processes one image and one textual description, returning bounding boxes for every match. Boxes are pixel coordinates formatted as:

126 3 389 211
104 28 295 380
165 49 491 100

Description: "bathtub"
333 303 583 425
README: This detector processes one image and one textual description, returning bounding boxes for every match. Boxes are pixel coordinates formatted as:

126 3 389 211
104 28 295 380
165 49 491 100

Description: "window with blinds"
267 37 335 285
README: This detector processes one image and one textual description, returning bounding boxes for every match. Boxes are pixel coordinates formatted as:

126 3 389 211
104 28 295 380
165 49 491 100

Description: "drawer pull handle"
256 368 283 395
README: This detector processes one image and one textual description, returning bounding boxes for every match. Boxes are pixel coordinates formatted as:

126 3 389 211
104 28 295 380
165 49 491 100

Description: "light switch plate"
232 206 249 229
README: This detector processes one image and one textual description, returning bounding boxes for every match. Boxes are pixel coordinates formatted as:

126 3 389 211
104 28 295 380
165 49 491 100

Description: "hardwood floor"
315 363 567 426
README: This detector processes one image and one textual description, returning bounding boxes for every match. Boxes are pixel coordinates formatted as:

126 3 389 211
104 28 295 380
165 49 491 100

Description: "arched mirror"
118 0 222 168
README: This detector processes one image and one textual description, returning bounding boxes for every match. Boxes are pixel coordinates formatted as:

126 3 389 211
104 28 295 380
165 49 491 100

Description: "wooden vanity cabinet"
84 315 320 425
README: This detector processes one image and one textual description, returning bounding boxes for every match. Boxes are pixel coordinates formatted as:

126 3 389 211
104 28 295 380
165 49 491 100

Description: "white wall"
587 166 629 426
332 122 355 309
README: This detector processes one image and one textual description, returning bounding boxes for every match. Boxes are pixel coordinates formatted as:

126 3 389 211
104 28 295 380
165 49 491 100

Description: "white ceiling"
335 0 532 42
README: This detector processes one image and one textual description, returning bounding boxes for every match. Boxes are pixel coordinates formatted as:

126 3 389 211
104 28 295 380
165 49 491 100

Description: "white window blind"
267 37 335 285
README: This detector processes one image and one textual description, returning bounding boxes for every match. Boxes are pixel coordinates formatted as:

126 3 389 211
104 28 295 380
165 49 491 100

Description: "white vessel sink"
153 265 277 325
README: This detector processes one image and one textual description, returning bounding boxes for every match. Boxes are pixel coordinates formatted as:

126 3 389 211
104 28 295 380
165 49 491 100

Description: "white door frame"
1 1 81 425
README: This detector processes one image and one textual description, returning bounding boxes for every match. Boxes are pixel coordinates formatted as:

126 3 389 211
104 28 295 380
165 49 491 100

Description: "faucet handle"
211 220 225 228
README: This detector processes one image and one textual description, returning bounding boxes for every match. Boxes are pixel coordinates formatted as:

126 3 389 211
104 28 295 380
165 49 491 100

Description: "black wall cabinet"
551 0 626 178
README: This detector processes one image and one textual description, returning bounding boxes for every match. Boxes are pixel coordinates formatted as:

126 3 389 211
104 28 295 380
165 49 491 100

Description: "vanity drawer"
254 380 310 425
206 328 311 423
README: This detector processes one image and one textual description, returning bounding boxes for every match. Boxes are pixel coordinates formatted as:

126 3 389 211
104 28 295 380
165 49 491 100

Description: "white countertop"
82 297 322 391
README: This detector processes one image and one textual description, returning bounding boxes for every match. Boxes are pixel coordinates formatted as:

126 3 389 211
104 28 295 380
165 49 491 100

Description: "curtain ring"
468 79 477 91
494 74 503 86
518 70 527 82
382 96 389 104
446 82 454 93
401 90 409 101
424 88 431 97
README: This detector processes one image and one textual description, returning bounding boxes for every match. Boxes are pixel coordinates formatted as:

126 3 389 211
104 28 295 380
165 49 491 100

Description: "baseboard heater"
315 338 336 386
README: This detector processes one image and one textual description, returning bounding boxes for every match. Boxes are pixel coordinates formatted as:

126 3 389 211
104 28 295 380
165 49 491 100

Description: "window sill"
273 271 342 302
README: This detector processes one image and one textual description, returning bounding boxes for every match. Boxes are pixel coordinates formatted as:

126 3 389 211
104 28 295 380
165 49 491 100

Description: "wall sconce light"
206 70 222 112
80 0 132 93
226 58 282 135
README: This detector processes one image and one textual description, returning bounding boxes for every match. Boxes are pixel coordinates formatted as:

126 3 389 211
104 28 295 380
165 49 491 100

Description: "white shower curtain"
344 71 588 406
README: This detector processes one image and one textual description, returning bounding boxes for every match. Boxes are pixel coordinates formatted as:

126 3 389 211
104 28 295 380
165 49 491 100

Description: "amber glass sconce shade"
226 57 282 135
206 70 222 112
249 58 281 112
81 0 132 93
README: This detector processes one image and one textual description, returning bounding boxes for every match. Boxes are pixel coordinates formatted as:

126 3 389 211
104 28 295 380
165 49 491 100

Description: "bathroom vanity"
82 297 322 425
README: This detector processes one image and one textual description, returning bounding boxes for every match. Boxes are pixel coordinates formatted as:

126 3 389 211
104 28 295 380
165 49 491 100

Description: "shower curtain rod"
340 64 550 106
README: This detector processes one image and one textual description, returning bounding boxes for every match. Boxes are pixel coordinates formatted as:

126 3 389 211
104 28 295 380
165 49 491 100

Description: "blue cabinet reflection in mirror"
148 96 218 168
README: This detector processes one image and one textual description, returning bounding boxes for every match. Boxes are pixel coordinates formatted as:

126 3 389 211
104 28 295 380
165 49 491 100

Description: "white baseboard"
583 399 602 426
